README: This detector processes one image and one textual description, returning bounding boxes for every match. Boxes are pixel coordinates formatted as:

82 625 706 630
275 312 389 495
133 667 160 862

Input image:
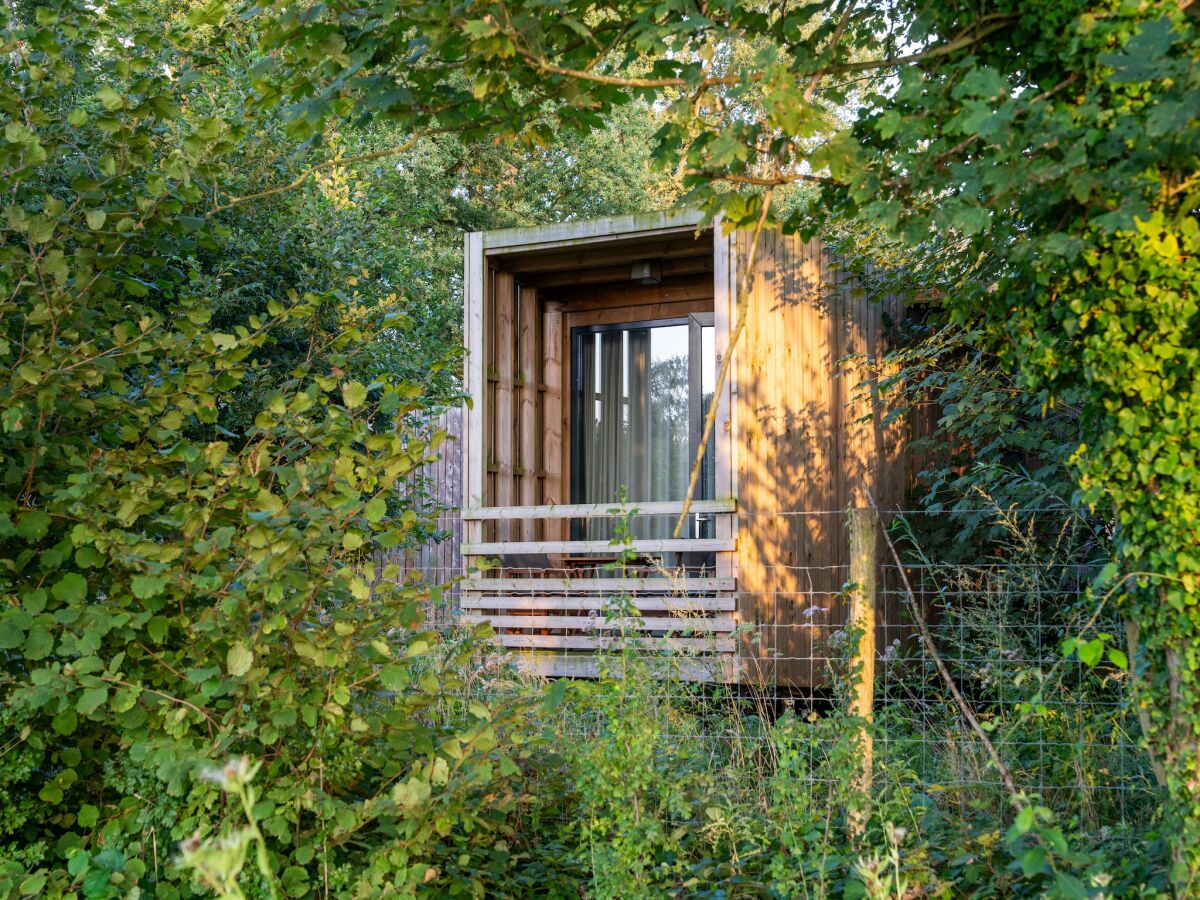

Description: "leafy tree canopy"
227 0 1200 876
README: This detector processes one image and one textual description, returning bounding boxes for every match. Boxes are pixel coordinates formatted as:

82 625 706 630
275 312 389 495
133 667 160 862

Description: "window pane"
700 324 715 502
575 319 715 553
581 324 688 508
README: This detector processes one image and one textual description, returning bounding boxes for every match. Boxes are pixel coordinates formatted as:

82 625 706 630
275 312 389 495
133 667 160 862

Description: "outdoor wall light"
630 258 662 284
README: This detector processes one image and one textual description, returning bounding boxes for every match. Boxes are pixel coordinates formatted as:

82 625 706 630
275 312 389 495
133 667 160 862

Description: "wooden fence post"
847 505 877 833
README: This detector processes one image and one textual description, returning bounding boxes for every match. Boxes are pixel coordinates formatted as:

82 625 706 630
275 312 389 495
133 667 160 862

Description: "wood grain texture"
462 538 735 555
460 595 736 612
462 499 734 519
461 614 736 632
462 577 735 592
557 274 713 311
734 230 912 688
463 233 485 570
517 284 540 541
481 209 703 251
525 255 712 288
541 300 565 540
494 634 736 652
498 234 709 272
492 271 515 541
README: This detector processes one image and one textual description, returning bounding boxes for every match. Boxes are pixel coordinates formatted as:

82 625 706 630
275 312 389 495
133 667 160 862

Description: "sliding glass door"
571 315 715 543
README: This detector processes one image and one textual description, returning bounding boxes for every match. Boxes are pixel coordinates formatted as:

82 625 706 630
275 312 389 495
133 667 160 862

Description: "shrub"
0 2 526 895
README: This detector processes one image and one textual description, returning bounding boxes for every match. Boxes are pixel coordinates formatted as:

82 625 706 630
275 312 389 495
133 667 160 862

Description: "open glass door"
571 315 715 549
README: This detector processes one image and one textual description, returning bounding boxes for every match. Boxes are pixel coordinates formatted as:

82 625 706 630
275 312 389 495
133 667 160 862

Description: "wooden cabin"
460 210 911 687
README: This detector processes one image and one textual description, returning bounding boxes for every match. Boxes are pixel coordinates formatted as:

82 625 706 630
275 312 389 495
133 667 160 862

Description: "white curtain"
582 328 689 541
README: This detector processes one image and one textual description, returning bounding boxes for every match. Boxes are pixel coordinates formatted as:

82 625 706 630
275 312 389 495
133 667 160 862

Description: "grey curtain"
582 328 689 542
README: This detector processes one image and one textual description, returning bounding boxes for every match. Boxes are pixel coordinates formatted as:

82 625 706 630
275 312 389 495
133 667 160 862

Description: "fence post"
847 505 877 833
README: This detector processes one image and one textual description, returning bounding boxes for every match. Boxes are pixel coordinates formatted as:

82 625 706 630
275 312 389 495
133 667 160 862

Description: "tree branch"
690 170 835 187
209 130 445 214
804 0 856 102
672 185 775 539
510 15 1016 94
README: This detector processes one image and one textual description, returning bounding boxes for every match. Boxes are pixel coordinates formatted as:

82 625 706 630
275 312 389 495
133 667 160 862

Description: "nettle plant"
0 2 526 896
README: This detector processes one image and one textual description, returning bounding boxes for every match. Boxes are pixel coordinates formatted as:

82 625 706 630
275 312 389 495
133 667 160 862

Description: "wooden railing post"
847 506 877 832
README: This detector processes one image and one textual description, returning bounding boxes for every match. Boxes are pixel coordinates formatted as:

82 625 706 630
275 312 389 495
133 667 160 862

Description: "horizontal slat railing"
461 614 735 632
462 538 734 555
461 498 735 520
495 634 736 652
462 577 735 593
460 595 736 612
460 502 739 679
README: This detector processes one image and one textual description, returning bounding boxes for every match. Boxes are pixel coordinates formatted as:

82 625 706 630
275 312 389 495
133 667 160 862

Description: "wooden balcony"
460 499 739 681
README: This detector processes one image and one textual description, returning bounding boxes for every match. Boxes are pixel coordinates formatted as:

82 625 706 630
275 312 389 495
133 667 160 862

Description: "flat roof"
476 209 707 253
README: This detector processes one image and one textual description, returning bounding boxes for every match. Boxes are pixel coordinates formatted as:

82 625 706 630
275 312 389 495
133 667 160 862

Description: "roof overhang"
477 209 707 254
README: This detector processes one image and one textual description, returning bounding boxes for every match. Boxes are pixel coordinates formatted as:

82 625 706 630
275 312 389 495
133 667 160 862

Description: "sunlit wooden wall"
734 230 911 688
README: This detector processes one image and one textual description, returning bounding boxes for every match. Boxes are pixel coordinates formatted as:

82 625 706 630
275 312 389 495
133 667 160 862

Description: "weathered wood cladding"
481 228 716 537
463 213 917 687
541 300 565 541
481 276 558 544
733 230 909 687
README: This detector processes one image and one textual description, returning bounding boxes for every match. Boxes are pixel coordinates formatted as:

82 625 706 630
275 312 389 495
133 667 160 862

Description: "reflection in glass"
576 321 715 542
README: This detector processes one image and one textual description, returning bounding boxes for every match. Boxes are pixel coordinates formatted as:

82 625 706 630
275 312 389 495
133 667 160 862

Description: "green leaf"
85 209 107 230
1020 846 1047 876
1091 561 1119 589
1014 806 1034 835
431 756 449 786
51 572 88 603
1107 647 1129 670
24 627 54 660
226 641 254 677
16 510 51 539
0 617 25 649
76 687 108 715
146 616 170 643
67 850 90 877
1053 871 1088 899
131 575 166 599
23 589 47 614
19 875 47 895
378 664 407 691
363 496 387 523
543 678 569 712
342 381 368 409
97 85 123 110
1077 638 1105 667
77 804 100 828
52 709 77 735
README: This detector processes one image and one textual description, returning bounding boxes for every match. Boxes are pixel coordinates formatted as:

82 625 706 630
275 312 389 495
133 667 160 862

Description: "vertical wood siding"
734 232 911 688
389 407 464 625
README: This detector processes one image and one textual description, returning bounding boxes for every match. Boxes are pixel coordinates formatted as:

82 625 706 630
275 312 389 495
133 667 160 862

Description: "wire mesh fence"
386 502 1156 838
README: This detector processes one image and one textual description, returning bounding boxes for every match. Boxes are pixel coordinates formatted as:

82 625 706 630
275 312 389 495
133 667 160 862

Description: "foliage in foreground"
240 0 1200 876
0 3 536 895
0 0 1188 896
0 0 688 893
176 570 1168 900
